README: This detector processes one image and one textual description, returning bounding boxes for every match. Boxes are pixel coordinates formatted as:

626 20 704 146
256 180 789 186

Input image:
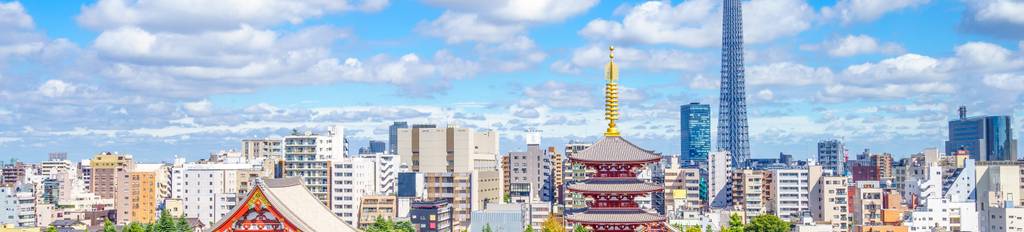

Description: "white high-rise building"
708 150 732 208
330 157 376 225
0 184 36 227
770 168 813 221
282 125 347 205
170 161 267 224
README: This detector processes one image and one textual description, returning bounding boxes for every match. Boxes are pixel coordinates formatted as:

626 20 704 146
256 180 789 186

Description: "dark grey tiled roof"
565 209 666 223
567 179 663 193
569 136 660 162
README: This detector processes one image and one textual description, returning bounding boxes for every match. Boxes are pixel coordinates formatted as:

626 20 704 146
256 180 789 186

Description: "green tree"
45 227 57 232
541 214 564 232
504 194 511 203
483 224 494 232
524 224 534 232
366 217 414 232
154 211 177 232
176 217 193 232
394 220 415 232
723 214 744 232
123 222 146 232
103 219 117 232
684 225 701 232
745 214 789 232
572 225 588 232
671 224 685 232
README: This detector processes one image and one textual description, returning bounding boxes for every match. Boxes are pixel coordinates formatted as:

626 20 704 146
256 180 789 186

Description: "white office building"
282 125 347 205
906 198 978 232
170 161 266 224
0 184 36 227
330 156 376 225
770 168 811 221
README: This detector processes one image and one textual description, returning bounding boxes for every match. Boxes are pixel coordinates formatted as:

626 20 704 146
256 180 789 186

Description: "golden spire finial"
604 45 620 137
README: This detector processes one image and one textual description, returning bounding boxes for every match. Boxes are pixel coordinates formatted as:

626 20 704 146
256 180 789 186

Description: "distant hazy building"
681 103 712 161
369 140 386 154
388 121 408 155
241 138 282 160
817 139 847 175
945 106 1018 161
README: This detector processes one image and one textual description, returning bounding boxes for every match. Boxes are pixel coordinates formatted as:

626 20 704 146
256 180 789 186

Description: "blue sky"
1 0 1023 162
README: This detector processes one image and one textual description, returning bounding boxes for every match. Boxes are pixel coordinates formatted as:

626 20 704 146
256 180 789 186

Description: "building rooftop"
211 177 358 232
565 209 666 223
569 136 660 163
133 163 165 172
567 179 663 193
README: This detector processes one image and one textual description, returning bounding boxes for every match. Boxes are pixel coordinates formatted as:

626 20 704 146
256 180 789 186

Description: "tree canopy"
746 214 790 232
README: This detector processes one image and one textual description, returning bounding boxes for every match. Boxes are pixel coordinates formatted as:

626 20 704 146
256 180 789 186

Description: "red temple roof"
570 136 661 163
565 209 666 224
567 179 663 193
211 177 359 232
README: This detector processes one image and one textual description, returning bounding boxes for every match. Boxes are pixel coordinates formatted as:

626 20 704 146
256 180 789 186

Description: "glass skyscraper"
681 103 711 161
388 121 408 155
945 107 1018 161
717 0 752 167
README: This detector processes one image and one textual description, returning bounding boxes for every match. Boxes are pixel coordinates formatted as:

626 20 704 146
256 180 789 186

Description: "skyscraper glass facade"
681 103 711 161
388 121 408 155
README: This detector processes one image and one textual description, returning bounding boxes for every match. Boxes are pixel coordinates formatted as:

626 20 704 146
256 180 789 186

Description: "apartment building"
89 152 134 224
281 125 347 205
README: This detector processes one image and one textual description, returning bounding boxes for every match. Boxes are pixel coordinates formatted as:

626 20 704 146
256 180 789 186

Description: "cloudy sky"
1 0 1023 162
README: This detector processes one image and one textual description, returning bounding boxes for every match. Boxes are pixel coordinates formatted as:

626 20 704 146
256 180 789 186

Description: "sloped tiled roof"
569 136 660 163
210 177 359 232
565 209 666 223
567 179 663 193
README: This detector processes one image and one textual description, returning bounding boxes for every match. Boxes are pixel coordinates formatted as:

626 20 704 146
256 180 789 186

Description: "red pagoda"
565 47 668 232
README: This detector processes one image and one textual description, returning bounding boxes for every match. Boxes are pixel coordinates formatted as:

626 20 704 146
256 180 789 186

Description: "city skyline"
1 0 1024 162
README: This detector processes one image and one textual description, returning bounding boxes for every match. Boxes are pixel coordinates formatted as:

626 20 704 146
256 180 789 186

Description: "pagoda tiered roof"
565 209 666 223
567 178 663 194
569 136 660 163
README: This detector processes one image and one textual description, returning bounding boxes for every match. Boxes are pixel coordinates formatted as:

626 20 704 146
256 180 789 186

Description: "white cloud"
579 0 813 48
0 2 33 30
952 41 1019 69
523 81 595 109
566 44 708 72
959 0 1024 38
37 80 78 98
748 62 833 86
183 99 213 115
77 0 387 32
688 74 719 89
418 11 525 44
802 34 905 57
843 54 947 83
983 73 1024 91
422 0 597 23
756 89 775 101
822 0 930 24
